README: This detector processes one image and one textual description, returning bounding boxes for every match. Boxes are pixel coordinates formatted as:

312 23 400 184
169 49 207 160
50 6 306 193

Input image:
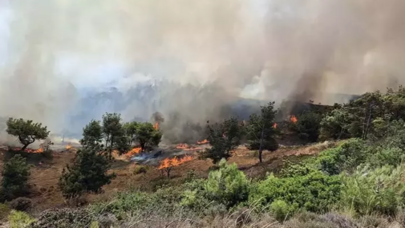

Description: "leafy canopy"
6 118 49 150
135 122 162 151
80 120 103 146
246 102 278 162
202 117 244 164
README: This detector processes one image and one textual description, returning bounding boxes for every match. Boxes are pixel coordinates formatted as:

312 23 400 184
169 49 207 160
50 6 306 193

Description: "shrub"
204 159 249 208
317 139 368 175
1 154 31 201
8 210 35 228
250 171 341 214
8 197 32 211
29 208 94 228
133 166 147 175
0 203 10 221
366 146 405 168
340 164 405 216
270 200 293 222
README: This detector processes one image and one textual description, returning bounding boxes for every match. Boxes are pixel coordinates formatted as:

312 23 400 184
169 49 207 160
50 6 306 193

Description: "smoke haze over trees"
1 0 405 141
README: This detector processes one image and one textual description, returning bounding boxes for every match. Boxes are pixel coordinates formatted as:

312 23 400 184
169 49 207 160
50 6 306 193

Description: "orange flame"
197 139 209 145
273 123 277 129
153 122 159 130
158 155 193 170
176 144 201 151
290 115 298 124
65 144 72 150
124 147 142 158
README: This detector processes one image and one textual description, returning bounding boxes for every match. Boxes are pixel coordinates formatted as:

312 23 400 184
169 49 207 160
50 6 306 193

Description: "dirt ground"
0 142 335 212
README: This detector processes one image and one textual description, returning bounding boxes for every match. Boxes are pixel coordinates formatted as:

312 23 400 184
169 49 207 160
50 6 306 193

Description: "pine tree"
59 144 115 199
1 154 31 201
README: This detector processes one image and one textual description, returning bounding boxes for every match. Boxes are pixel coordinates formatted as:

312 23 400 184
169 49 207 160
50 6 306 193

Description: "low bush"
9 210 35 228
270 200 293 222
203 159 250 208
250 171 341 214
0 203 10 221
29 208 94 228
1 154 31 201
8 197 32 211
133 166 147 175
340 164 405 216
317 139 368 175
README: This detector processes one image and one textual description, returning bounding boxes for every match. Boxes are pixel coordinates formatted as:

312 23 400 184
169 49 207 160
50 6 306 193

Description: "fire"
197 139 209 145
290 115 298 123
65 144 72 150
175 144 201 151
158 155 193 170
124 147 142 158
273 123 277 129
153 122 159 130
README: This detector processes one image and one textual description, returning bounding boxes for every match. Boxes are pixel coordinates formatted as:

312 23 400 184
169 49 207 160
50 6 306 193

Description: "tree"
123 121 138 146
202 117 244 164
80 120 102 146
102 113 124 151
246 102 279 163
1 154 30 201
6 118 50 151
135 122 162 151
59 144 115 199
295 111 322 142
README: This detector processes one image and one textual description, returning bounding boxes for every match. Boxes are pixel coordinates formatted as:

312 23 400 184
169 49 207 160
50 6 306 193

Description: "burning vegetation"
158 155 193 178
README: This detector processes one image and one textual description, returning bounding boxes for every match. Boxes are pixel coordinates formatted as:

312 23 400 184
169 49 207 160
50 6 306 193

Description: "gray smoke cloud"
0 0 405 143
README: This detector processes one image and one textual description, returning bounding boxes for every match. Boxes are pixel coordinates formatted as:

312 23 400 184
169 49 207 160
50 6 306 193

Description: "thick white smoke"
0 0 405 141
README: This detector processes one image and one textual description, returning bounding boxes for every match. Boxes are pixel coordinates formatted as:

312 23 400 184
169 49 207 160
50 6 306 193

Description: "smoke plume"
1 0 405 142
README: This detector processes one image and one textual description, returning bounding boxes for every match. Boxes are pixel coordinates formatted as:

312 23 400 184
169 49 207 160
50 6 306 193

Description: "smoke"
1 0 405 142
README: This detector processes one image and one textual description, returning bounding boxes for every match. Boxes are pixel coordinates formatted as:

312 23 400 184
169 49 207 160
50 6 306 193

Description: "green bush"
0 203 10 221
340 164 405 216
367 146 405 168
270 200 293 222
317 139 368 175
250 171 341 214
133 166 147 175
204 159 249 208
8 210 35 228
1 154 31 201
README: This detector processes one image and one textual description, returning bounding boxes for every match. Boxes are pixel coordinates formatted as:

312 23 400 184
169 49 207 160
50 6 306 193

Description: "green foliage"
0 203 10 221
317 139 368 175
8 210 35 228
204 159 249 208
80 120 103 146
250 171 341 214
133 166 147 175
59 144 115 199
246 102 279 162
123 121 138 146
270 200 294 222
340 164 405 216
295 111 322 142
134 122 162 151
203 118 244 164
102 113 124 151
1 154 30 201
319 109 354 140
6 118 50 150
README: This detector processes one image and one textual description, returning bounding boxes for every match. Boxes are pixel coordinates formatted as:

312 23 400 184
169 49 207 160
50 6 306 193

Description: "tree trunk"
258 128 265 163
21 144 29 151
